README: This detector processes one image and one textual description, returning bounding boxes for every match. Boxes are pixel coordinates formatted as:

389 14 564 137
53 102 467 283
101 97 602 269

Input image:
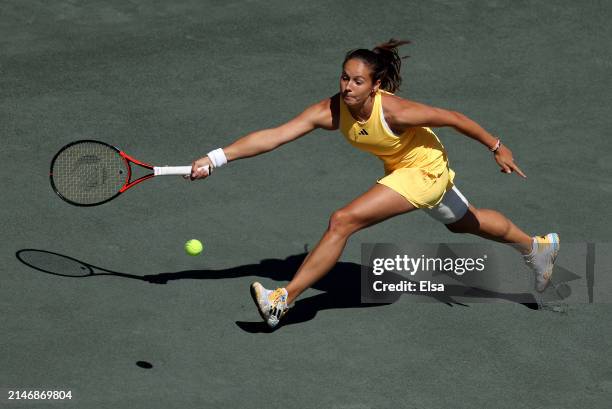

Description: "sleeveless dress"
338 90 455 208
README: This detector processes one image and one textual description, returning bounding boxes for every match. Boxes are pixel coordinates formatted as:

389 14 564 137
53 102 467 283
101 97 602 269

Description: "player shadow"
16 248 542 333
177 252 539 333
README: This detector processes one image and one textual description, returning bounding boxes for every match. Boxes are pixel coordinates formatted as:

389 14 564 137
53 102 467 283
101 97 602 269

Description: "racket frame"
50 139 179 207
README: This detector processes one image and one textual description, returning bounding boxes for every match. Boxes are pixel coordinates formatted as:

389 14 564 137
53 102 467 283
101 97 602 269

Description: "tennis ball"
185 239 203 256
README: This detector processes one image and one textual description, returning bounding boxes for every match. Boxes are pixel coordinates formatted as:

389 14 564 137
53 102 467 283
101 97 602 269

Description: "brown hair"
343 39 411 93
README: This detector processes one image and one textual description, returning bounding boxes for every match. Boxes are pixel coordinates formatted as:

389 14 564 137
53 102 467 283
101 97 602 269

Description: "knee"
328 208 360 237
445 208 480 234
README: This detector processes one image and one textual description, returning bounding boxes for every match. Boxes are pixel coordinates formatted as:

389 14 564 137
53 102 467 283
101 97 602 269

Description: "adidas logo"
354 128 368 140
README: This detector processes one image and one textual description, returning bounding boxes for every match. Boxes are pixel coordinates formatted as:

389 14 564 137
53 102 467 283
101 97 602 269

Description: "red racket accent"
119 151 155 193
120 151 154 169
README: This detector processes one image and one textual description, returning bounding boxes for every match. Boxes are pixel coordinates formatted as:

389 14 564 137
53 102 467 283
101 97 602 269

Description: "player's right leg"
251 183 417 328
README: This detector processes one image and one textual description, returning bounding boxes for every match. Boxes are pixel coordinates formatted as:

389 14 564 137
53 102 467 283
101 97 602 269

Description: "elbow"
451 111 467 124
447 111 470 129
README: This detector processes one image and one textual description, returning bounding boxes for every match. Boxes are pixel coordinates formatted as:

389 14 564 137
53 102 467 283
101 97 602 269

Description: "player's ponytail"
372 39 410 93
343 38 410 93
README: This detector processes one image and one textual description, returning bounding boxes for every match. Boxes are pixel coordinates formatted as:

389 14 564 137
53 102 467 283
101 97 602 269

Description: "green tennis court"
2 1 612 408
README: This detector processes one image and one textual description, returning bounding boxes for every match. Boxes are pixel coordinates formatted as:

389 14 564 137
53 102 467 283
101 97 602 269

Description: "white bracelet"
489 138 501 153
207 148 228 169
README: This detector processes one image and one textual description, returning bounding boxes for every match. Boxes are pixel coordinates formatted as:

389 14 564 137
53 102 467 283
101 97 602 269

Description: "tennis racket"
50 140 208 206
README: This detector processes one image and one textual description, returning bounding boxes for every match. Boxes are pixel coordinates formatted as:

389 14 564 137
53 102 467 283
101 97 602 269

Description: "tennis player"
190 39 559 328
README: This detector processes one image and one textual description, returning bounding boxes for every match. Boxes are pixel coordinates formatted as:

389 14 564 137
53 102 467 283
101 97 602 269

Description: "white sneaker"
523 233 560 292
250 282 289 328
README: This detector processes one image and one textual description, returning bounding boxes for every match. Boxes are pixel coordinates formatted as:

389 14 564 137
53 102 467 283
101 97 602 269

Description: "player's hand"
189 156 213 180
494 145 527 178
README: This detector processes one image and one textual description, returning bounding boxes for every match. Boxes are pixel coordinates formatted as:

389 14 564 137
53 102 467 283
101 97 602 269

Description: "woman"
190 39 559 328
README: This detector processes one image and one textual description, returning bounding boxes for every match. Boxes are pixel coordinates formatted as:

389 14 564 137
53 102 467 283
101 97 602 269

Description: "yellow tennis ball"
185 239 203 256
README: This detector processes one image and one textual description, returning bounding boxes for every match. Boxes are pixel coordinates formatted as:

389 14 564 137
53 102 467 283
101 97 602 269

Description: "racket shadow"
16 249 145 280
15 249 540 333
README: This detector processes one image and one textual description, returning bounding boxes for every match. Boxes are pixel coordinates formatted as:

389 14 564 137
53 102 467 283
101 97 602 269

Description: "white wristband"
207 148 228 169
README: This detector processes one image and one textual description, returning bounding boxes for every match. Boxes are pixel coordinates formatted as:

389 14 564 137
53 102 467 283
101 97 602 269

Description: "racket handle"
154 165 209 176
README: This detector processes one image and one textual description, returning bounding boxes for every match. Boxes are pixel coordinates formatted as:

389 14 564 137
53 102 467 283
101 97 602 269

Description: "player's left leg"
445 205 533 253
426 186 559 292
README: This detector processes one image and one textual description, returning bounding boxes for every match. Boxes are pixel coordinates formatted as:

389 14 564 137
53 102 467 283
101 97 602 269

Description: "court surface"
2 1 612 408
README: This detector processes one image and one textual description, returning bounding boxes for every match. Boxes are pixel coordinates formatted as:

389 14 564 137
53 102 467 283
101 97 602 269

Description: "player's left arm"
387 98 526 178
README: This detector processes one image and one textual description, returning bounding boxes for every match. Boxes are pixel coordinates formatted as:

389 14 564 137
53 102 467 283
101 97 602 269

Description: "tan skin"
191 58 532 305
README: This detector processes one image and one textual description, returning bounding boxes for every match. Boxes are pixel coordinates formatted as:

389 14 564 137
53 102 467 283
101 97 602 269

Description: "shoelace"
269 289 287 307
268 289 288 319
264 289 286 323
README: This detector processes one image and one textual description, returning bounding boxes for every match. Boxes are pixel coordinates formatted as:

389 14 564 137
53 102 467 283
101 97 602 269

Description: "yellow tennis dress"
339 90 455 208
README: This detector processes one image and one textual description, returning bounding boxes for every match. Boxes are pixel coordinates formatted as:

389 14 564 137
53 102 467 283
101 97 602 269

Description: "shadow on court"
16 249 540 333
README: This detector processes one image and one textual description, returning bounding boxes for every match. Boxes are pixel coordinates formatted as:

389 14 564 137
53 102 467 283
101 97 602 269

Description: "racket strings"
52 142 127 205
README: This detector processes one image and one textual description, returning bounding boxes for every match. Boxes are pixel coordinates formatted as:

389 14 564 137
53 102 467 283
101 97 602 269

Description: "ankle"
285 287 298 305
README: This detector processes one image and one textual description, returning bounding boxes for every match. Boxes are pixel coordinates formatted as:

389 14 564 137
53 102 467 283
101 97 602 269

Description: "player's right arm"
190 96 337 179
